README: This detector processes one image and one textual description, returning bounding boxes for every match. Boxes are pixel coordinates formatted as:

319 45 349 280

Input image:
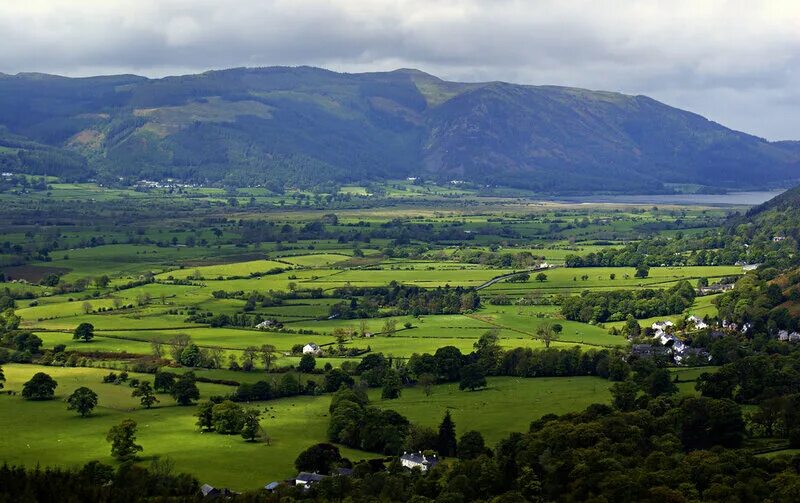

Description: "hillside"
1 66 798 192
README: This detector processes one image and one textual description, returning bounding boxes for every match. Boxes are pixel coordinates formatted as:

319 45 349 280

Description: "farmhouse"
303 343 322 355
699 283 734 295
401 451 439 471
651 320 674 332
295 472 326 487
200 483 237 498
255 319 283 330
630 344 670 359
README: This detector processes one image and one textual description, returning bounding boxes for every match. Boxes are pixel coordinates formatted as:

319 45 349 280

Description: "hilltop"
1 66 798 193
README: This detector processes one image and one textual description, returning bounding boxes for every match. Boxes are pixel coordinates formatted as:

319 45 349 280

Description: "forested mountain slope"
1 66 798 192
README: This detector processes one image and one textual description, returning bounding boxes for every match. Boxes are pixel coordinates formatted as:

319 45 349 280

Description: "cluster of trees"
561 280 696 323
0 460 198 502
564 234 751 267
235 218 477 248
195 398 262 441
714 272 789 331
327 386 410 454
267 395 783 502
151 371 200 405
455 250 543 268
329 283 480 318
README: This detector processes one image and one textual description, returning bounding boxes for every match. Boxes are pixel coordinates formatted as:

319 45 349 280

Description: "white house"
401 452 439 472
652 320 674 332
687 315 708 330
790 332 800 342
303 343 322 355
779 330 790 341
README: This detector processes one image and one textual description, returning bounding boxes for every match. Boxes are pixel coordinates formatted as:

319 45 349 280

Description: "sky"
1 0 798 140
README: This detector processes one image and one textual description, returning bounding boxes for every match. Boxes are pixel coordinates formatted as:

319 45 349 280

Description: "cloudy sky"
2 0 798 140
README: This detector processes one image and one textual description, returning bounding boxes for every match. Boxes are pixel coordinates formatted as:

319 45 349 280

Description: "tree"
211 401 245 434
635 265 650 279
82 301 92 314
323 368 354 392
474 329 502 374
623 315 641 338
457 430 486 459
418 373 436 397
610 380 639 412
94 275 110 288
459 364 487 391
437 411 457 457
150 337 165 358
170 373 200 405
299 354 316 373
434 346 464 381
534 322 559 348
332 327 350 352
259 344 276 371
535 272 548 282
67 387 98 417
242 346 258 371
179 344 202 367
295 443 342 475
168 334 191 361
680 397 744 450
106 419 143 461
381 369 402 399
22 372 57 400
153 371 176 393
241 409 261 442
195 401 215 431
72 322 94 342
645 368 678 397
382 319 397 337
131 381 158 409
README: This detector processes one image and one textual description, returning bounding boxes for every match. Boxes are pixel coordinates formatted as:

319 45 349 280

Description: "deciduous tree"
67 387 98 417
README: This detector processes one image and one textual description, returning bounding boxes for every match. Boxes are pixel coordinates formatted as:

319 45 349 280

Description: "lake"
553 189 787 206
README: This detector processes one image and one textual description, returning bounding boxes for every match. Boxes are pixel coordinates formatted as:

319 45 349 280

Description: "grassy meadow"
0 183 741 489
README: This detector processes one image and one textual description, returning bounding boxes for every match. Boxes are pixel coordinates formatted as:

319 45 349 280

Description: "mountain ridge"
0 66 797 192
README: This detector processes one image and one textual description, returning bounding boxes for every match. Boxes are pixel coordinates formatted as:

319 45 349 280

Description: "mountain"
1 66 798 193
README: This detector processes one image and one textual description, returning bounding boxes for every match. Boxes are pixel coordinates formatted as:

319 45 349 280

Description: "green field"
0 183 743 490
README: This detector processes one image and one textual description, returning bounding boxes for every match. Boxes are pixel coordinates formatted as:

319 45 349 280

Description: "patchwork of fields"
0 190 740 490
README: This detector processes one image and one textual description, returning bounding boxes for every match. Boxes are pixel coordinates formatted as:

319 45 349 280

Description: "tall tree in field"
418 373 436 396
22 372 57 400
359 319 369 338
382 319 397 337
437 411 457 457
298 354 316 373
73 322 94 342
534 322 559 348
67 387 98 417
170 373 200 406
106 419 143 461
131 381 159 409
259 344 276 371
241 409 261 442
381 369 402 399
459 364 487 391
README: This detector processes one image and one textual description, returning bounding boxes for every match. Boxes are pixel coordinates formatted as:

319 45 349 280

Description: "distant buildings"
294 472 326 488
302 343 322 355
255 319 283 330
401 452 439 472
